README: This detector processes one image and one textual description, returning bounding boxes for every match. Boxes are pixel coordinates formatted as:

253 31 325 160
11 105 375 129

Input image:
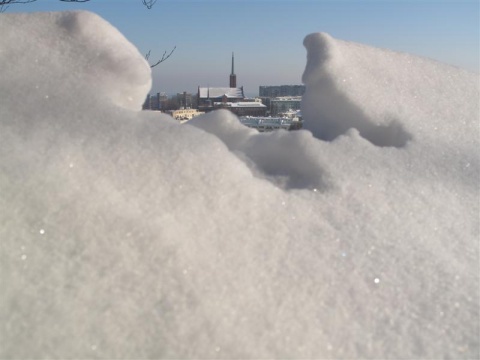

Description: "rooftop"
199 87 244 99
271 96 302 101
214 102 266 108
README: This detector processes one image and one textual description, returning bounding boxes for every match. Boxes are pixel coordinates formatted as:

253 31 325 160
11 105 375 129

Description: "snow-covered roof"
224 102 266 108
199 87 244 99
271 96 302 101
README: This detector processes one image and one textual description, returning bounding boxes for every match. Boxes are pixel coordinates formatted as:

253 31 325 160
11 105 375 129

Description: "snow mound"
1 12 479 360
189 109 331 190
0 11 151 111
302 32 478 149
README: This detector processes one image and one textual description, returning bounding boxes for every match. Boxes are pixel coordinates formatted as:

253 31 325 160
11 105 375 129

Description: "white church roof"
199 87 244 99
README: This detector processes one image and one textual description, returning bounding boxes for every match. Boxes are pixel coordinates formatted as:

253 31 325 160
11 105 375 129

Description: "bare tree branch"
0 0 87 12
142 0 157 10
1 0 158 7
1 0 35 11
146 46 176 68
0 0 36 4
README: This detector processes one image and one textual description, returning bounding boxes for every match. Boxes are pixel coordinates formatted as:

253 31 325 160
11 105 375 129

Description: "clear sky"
5 0 479 96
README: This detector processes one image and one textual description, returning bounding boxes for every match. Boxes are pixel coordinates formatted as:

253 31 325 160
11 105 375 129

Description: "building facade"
215 101 267 117
239 117 300 132
197 87 245 112
259 85 305 98
143 92 168 110
167 108 204 121
269 96 302 116
176 92 194 109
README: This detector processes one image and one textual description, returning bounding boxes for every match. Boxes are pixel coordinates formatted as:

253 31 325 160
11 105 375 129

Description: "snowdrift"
1 11 478 359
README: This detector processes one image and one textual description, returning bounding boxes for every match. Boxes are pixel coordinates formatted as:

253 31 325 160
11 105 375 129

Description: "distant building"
167 108 204 121
269 96 302 116
143 92 168 110
215 101 267 117
197 87 245 111
197 53 245 112
143 92 196 111
176 92 194 109
239 117 301 132
259 85 305 98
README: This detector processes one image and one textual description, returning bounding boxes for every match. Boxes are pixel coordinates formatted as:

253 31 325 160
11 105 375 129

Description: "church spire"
230 52 237 88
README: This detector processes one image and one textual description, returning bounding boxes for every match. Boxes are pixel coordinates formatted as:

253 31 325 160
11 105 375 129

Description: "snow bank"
189 110 331 190
302 33 478 150
0 11 151 111
1 11 478 359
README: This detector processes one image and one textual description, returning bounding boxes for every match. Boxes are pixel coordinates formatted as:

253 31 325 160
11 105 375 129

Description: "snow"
302 32 478 149
1 11 478 359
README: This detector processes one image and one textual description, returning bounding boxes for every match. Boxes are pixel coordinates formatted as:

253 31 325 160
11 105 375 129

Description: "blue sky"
6 0 479 96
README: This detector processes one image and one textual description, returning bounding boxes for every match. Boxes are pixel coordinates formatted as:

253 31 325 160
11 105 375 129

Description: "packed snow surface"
1 11 478 359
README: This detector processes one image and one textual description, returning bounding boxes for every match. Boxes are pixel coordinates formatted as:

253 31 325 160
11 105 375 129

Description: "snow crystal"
1 11 478 360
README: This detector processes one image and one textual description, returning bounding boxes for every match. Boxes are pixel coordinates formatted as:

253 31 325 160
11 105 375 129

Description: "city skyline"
6 0 479 96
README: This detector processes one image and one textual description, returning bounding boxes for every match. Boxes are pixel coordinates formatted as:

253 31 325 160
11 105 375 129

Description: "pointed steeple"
230 52 237 88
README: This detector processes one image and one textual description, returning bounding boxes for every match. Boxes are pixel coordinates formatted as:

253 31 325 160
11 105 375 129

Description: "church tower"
229 52 237 88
